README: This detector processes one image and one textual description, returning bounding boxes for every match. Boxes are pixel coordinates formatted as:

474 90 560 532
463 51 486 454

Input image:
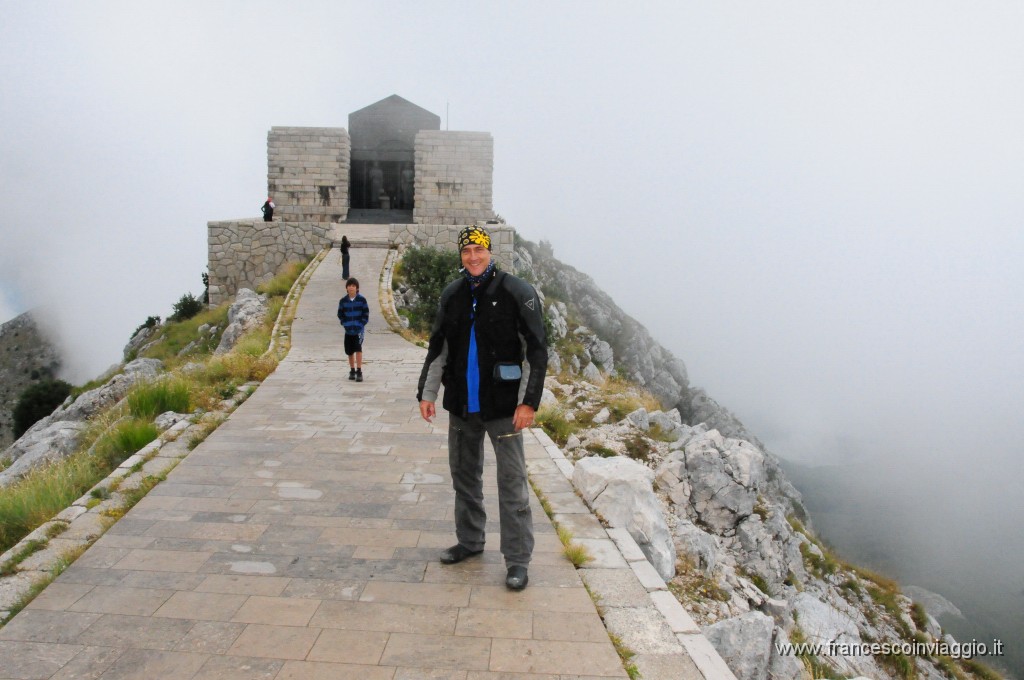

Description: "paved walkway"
0 234 641 679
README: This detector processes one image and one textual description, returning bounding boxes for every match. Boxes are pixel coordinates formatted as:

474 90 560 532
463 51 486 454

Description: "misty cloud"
2 1 1023 668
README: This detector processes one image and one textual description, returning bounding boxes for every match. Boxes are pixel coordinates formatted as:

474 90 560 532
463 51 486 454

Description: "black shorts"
344 333 363 356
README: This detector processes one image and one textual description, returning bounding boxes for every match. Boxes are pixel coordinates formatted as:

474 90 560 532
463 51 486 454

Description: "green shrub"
585 443 618 458
397 246 461 332
623 432 654 462
170 292 205 322
130 315 161 340
12 379 72 438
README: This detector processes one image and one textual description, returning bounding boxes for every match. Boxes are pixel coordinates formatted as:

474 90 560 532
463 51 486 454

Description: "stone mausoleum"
208 95 511 305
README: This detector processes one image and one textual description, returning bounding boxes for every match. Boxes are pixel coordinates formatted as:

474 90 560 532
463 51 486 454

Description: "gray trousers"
448 413 534 568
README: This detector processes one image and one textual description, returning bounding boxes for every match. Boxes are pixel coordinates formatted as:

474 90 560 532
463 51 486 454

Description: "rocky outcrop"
0 357 162 487
553 394 955 679
215 288 268 354
519 240 765 447
0 312 63 449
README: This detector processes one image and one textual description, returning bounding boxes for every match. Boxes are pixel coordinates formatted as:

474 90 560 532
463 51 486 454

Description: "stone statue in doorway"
369 162 384 208
400 163 414 209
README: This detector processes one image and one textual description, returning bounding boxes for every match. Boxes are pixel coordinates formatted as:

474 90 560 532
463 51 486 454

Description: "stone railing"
207 219 333 305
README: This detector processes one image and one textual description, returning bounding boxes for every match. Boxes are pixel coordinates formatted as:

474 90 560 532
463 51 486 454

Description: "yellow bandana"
458 226 491 251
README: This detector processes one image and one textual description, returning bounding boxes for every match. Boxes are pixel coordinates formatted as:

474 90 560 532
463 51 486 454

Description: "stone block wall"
268 127 350 223
207 220 333 305
390 223 514 271
413 131 494 225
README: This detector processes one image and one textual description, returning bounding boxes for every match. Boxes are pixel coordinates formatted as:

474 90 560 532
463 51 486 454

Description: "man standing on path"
338 277 369 382
417 225 548 590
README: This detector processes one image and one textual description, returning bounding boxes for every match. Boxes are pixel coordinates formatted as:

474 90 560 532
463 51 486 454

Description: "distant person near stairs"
340 235 351 279
416 225 548 591
337 277 369 382
261 196 275 222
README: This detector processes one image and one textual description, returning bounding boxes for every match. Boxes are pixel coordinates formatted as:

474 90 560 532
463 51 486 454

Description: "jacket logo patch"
525 298 535 311
492 301 498 306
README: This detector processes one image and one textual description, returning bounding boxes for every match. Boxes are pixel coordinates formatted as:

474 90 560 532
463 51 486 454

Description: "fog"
2 1 1023 668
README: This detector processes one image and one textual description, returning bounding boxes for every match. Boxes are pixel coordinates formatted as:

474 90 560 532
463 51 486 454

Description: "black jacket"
417 269 547 420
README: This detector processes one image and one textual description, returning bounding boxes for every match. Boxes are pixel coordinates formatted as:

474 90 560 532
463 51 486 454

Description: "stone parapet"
208 219 333 305
268 127 351 223
390 223 514 271
413 131 494 225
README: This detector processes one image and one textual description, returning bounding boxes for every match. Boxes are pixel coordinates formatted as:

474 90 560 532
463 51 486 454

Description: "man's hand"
513 404 536 431
419 400 436 423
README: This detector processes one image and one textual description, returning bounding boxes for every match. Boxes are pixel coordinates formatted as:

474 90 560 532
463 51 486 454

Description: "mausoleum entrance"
350 158 414 210
348 95 440 217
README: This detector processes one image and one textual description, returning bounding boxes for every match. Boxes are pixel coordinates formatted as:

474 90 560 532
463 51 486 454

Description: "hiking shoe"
348 369 356 381
355 370 363 382
440 544 483 564
505 566 528 590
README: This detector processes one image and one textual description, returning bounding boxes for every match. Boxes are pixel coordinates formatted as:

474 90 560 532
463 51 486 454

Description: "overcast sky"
3 0 1023 637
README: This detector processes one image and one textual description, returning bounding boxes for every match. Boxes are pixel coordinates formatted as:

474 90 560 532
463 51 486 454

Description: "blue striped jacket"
337 294 369 335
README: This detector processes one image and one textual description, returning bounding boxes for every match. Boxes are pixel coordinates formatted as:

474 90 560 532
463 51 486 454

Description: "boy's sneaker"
355 369 363 382
348 369 356 381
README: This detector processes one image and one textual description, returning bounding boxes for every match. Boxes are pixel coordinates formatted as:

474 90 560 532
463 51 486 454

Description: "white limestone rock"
626 407 649 431
769 627 812 680
648 408 681 434
123 323 158 360
703 611 774 680
681 430 761 534
539 389 558 409
573 456 675 580
588 337 614 372
154 411 191 431
582 361 602 383
0 420 87 487
216 288 268 355
673 518 719 576
546 347 561 375
545 302 568 339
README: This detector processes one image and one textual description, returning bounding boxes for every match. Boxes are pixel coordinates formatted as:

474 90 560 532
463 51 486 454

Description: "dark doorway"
348 95 439 213
351 160 413 210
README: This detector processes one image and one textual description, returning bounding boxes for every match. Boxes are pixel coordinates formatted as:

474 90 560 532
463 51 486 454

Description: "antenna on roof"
446 101 449 130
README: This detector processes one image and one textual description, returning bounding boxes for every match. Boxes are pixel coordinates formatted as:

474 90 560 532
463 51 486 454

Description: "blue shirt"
466 295 480 413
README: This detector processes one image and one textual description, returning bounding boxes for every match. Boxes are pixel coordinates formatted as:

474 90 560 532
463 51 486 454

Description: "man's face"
461 244 491 278
346 284 357 297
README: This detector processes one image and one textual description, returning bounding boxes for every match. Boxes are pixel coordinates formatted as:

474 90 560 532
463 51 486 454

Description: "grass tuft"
0 454 100 554
127 380 192 420
257 260 307 297
535 405 578 446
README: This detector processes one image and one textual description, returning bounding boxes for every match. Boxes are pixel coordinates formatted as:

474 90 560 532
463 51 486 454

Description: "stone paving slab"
0 230 638 678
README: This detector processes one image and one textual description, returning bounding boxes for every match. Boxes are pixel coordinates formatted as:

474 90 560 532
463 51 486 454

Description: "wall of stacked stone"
390 223 514 271
413 131 494 225
207 219 333 305
267 127 351 223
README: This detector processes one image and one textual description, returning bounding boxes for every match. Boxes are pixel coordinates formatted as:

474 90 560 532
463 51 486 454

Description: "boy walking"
337 277 369 381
